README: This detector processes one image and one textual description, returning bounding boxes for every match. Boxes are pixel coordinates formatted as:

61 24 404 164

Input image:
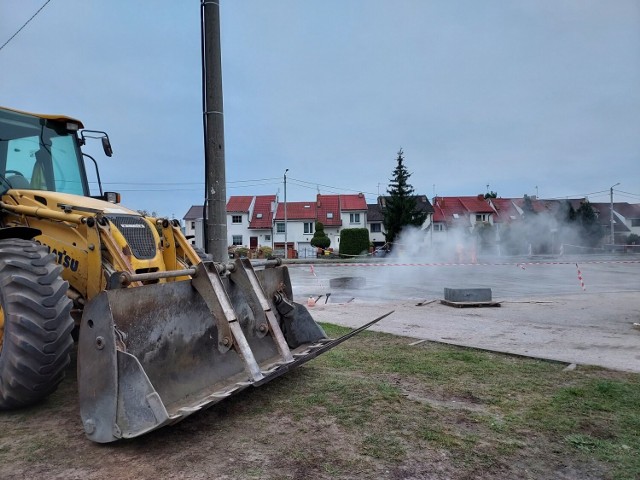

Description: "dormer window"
256 213 263 218
327 212 334 219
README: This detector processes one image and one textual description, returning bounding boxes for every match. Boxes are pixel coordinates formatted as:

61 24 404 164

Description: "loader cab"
0 107 90 197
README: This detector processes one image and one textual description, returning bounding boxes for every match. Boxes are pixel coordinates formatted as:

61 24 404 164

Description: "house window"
434 224 444 232
476 214 488 222
370 223 381 233
304 222 314 234
276 223 285 233
232 235 243 245
190 221 195 229
265 235 271 241
256 213 263 218
327 212 334 219
232 215 242 224
632 219 640 227
350 213 360 224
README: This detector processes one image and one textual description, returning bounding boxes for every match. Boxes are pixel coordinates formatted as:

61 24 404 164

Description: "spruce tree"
575 201 603 247
382 149 426 244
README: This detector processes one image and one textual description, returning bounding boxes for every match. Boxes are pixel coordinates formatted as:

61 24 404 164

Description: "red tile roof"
433 197 471 227
274 201 317 220
433 196 495 226
249 195 276 229
226 196 254 213
512 197 555 214
340 193 367 211
489 198 520 224
316 194 341 226
432 204 446 223
458 196 495 213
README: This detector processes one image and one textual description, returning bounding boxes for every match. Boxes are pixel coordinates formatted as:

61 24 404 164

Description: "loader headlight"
105 192 121 204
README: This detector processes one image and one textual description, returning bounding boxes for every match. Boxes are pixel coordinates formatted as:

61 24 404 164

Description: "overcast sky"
2 1 639 218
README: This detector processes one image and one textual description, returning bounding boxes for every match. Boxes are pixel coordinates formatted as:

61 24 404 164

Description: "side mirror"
80 130 113 157
101 136 113 157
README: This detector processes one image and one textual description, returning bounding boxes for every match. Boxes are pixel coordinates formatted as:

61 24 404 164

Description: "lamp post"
284 169 289 258
610 182 620 246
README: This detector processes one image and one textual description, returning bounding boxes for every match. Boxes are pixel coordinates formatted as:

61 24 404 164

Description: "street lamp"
610 182 620 246
284 169 289 258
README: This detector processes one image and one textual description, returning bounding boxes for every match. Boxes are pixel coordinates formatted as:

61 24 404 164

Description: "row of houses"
183 194 640 257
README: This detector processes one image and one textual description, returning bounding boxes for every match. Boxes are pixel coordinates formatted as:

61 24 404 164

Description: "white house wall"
324 226 341 250
340 211 366 229
227 213 251 246
273 221 315 247
183 218 204 249
368 227 385 244
249 230 273 248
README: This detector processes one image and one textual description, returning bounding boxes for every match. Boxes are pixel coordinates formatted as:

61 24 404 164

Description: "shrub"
234 247 249 258
339 228 370 257
311 221 331 249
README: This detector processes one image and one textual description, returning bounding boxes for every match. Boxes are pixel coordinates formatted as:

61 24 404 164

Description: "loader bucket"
78 259 391 443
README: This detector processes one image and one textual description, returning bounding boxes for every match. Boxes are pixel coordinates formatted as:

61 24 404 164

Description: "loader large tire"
0 239 74 409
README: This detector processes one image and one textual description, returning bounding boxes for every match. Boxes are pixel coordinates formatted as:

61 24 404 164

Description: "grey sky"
2 1 639 218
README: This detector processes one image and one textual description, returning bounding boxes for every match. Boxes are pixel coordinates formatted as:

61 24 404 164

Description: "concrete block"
329 276 366 289
444 287 492 302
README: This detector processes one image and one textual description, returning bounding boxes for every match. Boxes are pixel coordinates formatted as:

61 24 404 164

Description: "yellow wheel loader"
0 106 390 442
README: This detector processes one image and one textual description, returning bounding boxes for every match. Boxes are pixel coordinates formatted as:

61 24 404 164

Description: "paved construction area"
287 255 640 372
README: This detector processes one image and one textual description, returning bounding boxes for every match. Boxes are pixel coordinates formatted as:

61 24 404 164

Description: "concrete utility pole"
202 0 228 261
284 169 289 258
610 182 620 246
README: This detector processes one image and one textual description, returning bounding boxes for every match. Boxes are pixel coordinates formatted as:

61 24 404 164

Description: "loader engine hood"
8 190 141 217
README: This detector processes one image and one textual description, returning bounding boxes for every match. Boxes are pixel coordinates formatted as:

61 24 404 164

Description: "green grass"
258 322 640 479
0 323 638 479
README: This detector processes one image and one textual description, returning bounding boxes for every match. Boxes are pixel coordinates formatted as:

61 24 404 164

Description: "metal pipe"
117 256 282 286
118 268 197 286
250 258 282 268
0 201 85 224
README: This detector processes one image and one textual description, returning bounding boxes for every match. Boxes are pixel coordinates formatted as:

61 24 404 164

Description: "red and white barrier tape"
296 259 640 268
575 263 586 291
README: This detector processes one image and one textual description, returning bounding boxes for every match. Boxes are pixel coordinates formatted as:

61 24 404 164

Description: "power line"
289 176 377 197
0 0 52 53
616 189 640 199
93 181 282 193
547 189 609 200
98 177 280 186
613 192 640 202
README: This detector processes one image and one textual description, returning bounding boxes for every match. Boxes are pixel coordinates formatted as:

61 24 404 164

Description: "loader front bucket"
78 259 391 443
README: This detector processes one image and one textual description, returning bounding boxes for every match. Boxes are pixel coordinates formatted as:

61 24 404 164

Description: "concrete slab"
306 292 640 373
